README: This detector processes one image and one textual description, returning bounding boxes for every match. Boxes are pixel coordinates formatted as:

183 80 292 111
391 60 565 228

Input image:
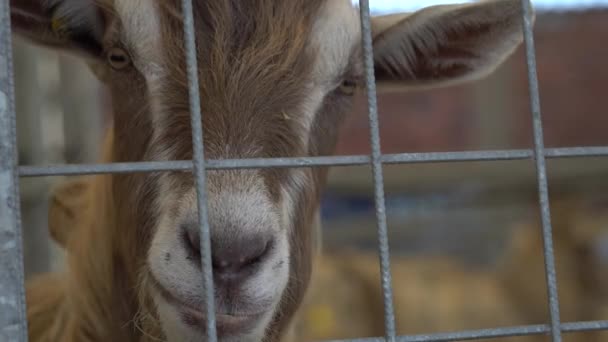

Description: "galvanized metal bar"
16 146 608 177
181 0 217 340
520 0 562 340
359 0 396 340
544 146 608 158
560 320 608 333
322 320 608 342
0 0 29 340
19 161 194 177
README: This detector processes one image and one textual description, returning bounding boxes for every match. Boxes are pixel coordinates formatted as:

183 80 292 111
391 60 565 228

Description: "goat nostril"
213 259 230 270
182 225 201 260
248 240 272 266
212 237 273 277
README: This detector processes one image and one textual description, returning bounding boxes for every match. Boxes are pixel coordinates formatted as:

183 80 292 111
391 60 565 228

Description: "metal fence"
1 0 608 341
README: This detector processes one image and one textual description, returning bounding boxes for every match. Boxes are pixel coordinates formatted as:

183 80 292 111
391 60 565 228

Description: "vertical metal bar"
0 0 29 341
359 1 397 340
181 0 217 340
520 0 562 341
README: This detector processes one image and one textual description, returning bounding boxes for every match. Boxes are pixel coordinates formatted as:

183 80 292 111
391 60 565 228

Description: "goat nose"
182 223 273 281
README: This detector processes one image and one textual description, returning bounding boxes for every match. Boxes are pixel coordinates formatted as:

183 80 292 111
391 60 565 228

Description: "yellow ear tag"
51 17 70 38
306 304 336 336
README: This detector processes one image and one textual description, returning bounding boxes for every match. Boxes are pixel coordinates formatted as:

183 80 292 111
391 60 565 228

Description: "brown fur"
27 129 144 341
47 177 90 248
26 273 70 342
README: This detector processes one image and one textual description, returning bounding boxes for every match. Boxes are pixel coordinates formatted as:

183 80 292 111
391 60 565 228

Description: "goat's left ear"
371 0 533 90
10 0 105 59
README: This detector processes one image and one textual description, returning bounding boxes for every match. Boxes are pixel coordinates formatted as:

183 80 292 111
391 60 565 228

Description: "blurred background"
12 1 608 341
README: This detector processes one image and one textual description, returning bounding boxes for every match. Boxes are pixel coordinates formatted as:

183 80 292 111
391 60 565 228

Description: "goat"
11 0 530 340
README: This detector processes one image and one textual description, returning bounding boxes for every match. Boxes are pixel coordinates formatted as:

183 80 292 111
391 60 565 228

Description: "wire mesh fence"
1 0 608 341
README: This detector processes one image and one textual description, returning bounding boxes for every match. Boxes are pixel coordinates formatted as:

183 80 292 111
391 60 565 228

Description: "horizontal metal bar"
321 320 608 342
19 160 194 176
544 146 608 158
562 320 608 332
17 146 608 177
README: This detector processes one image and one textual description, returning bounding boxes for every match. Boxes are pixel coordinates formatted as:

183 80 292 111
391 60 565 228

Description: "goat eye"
107 48 131 70
338 79 357 96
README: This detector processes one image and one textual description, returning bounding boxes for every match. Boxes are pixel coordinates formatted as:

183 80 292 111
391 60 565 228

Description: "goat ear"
10 0 105 59
48 177 90 248
371 0 532 90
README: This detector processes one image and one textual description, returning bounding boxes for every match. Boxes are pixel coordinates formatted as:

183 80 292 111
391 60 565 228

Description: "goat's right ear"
10 0 105 59
370 0 531 91
48 177 90 248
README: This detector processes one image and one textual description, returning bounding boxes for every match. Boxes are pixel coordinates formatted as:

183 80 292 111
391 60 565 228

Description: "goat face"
11 0 530 340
